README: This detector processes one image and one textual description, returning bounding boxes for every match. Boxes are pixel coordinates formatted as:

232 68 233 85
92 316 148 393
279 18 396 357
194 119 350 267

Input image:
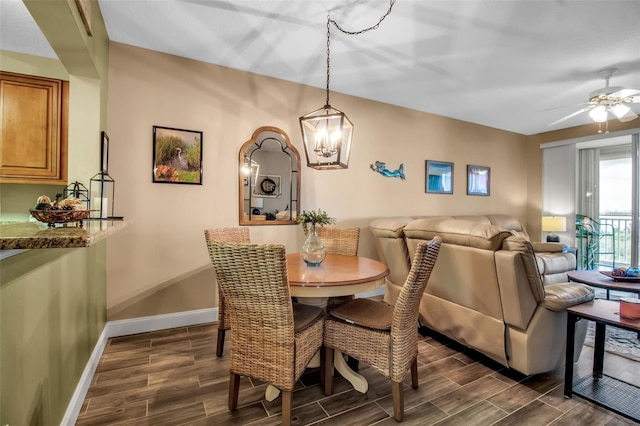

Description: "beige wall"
107 42 531 319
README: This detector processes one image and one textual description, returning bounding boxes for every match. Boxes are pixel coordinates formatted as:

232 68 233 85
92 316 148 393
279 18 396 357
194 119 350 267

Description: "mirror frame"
238 126 301 226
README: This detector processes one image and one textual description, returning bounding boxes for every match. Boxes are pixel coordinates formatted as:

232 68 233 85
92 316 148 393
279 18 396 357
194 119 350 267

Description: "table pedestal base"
265 349 368 401
334 349 368 393
265 384 280 402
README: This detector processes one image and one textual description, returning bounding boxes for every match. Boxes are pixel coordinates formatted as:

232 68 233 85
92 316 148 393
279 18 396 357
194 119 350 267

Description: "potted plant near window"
297 209 335 266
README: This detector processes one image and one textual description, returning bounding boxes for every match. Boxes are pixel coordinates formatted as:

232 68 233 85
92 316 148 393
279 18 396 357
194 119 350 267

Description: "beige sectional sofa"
369 214 594 376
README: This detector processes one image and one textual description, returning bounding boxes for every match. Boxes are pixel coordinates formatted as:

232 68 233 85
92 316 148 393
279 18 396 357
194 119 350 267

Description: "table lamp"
542 216 566 242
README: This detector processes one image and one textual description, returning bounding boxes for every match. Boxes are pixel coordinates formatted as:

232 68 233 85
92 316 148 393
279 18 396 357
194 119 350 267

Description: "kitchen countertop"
0 219 128 251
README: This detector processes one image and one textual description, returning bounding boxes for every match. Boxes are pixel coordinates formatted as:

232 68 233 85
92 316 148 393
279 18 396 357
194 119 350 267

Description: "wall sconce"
542 216 566 242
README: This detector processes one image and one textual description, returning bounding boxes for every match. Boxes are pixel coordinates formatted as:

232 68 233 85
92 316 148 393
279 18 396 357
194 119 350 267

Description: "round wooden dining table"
265 253 389 401
286 253 389 298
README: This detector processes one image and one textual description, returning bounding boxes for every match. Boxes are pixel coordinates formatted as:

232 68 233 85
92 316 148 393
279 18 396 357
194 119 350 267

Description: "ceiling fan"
550 68 640 132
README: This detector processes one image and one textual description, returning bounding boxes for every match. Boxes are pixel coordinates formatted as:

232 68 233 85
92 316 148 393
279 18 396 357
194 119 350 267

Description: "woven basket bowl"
30 209 90 227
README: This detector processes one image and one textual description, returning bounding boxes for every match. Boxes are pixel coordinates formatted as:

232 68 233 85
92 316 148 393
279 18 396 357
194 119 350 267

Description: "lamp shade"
541 216 566 232
251 197 264 209
299 105 353 169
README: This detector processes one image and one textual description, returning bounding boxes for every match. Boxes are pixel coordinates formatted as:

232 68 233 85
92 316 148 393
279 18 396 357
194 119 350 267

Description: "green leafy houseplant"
297 209 335 236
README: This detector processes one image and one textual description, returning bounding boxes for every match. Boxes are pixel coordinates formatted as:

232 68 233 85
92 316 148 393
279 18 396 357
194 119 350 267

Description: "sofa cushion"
369 217 414 238
405 218 512 251
452 215 492 225
486 214 529 237
452 214 530 239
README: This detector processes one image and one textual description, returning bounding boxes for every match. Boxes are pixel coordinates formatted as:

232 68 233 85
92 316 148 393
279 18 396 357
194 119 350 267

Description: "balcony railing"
577 215 632 269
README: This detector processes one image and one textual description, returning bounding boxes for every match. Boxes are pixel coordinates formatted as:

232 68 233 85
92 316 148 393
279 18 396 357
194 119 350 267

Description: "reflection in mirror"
239 126 301 225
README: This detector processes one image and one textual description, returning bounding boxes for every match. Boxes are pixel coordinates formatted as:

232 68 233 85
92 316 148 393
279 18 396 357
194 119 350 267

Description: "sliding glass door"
577 135 638 269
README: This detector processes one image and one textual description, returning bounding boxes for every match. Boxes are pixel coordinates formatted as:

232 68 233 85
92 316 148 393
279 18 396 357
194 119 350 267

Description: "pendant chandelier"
299 1 396 170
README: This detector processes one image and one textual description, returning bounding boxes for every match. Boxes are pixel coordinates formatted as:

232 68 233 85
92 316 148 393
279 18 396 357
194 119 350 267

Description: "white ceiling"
2 0 639 135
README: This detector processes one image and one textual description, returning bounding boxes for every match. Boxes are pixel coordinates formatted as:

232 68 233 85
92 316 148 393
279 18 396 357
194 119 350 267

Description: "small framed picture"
152 126 203 185
467 165 490 196
425 160 453 194
100 131 109 174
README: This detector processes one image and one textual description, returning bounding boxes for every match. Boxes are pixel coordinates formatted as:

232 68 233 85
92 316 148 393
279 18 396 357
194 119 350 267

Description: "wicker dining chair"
316 226 360 256
206 241 324 426
316 226 360 311
204 227 250 357
323 236 442 422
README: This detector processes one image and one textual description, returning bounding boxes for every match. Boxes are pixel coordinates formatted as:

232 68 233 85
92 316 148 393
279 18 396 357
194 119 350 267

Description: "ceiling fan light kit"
550 67 639 133
612 103 632 120
588 106 608 123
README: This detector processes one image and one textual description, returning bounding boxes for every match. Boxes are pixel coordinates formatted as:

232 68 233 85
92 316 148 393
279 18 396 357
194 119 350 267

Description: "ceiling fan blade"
549 107 591 126
544 102 590 112
618 110 638 122
631 96 640 104
608 88 640 98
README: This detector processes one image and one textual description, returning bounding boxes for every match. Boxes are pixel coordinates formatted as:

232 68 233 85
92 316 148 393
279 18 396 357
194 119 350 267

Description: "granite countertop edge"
0 219 129 251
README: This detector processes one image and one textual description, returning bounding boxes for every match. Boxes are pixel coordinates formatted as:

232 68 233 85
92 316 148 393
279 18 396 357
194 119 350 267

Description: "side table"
564 299 640 422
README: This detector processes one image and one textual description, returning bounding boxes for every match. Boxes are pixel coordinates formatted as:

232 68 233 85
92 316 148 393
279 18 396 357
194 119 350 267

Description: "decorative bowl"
619 298 640 319
600 271 640 283
30 209 90 227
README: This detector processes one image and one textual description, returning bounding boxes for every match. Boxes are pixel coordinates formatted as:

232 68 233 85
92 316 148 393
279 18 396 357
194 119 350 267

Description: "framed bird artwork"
152 125 203 184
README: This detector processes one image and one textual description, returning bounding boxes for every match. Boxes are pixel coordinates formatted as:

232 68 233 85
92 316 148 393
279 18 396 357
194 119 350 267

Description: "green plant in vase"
297 209 335 266
297 209 335 235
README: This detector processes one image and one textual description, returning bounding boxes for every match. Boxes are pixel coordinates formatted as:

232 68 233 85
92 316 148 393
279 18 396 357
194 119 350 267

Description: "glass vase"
302 224 326 267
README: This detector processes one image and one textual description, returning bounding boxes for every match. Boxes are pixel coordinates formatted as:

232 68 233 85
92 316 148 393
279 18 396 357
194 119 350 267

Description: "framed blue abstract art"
467 165 490 196
425 160 453 194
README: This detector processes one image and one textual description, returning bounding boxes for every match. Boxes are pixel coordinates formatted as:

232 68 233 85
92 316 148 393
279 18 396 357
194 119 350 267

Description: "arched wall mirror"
239 126 301 225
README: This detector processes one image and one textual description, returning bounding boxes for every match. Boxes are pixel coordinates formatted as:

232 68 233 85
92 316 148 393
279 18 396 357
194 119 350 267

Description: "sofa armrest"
530 242 565 253
540 283 594 312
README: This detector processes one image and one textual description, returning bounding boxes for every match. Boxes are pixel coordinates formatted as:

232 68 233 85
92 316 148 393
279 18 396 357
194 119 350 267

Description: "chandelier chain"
325 16 331 106
330 0 396 35
324 0 396 107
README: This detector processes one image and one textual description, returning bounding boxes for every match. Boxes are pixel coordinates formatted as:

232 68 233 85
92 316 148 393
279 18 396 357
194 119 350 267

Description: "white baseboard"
60 328 110 425
63 307 219 425
106 307 218 337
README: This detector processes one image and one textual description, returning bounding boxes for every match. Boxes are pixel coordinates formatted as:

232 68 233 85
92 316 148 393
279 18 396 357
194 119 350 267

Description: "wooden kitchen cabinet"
0 72 69 184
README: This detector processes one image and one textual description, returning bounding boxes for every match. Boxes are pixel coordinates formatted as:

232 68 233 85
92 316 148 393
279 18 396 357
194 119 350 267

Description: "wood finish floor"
76 322 640 425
